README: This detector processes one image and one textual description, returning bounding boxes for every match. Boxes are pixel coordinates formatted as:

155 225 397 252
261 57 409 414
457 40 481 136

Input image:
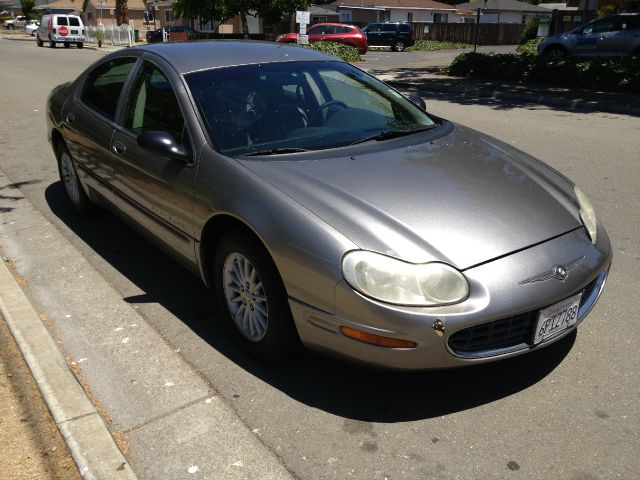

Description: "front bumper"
291 225 611 370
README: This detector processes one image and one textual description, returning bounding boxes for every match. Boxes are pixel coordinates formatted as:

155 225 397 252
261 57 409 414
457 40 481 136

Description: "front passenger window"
124 61 186 144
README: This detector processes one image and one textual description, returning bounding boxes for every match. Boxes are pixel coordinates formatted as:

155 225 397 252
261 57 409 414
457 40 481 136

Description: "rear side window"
399 24 410 32
82 57 137 120
69 17 81 27
56 16 68 26
381 24 396 32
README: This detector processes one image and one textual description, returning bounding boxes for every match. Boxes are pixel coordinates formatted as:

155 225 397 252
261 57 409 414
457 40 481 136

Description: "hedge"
303 41 361 63
441 52 640 93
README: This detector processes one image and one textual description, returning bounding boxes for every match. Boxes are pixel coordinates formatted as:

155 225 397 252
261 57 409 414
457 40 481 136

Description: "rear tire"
56 143 91 214
36 35 43 47
543 45 567 59
214 230 301 361
49 36 56 48
392 40 406 52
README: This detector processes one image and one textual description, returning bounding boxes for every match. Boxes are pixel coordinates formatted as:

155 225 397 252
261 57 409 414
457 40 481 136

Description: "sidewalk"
0 174 296 479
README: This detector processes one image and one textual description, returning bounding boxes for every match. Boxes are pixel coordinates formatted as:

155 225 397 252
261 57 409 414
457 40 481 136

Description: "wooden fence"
549 10 597 35
412 22 524 45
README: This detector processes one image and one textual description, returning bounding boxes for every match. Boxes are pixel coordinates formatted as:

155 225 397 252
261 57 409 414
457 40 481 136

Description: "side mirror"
137 131 191 164
408 93 426 111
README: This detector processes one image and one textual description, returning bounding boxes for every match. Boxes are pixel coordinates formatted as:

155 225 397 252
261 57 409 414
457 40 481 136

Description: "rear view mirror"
137 131 191 164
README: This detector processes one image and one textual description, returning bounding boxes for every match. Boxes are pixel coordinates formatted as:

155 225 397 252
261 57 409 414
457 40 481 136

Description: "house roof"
309 4 341 15
537 2 578 9
34 0 79 10
456 0 550 13
34 0 146 11
89 0 146 11
335 0 457 11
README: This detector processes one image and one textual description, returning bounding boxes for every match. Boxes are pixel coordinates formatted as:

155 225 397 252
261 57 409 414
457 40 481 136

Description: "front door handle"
112 141 126 155
65 112 75 124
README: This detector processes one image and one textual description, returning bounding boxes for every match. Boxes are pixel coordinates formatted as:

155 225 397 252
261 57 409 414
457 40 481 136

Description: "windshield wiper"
350 126 437 146
245 148 310 157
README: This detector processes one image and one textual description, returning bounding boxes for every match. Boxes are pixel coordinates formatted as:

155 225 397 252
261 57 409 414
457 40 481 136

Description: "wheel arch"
198 213 276 290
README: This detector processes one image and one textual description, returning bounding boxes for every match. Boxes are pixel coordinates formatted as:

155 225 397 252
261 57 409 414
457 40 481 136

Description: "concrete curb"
0 259 138 480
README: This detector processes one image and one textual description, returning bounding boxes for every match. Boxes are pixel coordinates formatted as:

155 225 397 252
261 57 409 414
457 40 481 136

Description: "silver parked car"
46 42 611 370
539 13 640 58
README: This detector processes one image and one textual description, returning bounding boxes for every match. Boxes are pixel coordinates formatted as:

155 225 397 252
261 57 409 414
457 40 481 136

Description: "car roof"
137 40 340 74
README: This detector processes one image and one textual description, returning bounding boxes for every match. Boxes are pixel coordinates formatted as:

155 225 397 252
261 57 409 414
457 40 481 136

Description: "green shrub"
303 41 361 62
520 14 541 44
516 37 543 56
410 40 472 51
441 52 640 93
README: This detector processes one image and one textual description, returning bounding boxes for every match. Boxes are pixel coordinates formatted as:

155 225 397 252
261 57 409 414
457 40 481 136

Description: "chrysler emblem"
519 256 585 285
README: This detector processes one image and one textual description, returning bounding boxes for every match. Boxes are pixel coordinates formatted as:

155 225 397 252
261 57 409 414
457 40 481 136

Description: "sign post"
295 10 310 45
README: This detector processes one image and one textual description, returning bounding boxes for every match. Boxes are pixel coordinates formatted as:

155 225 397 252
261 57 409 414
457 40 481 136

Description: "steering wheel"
309 100 347 126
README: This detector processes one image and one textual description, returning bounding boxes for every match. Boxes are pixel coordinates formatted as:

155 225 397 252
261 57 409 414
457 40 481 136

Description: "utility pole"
473 0 487 53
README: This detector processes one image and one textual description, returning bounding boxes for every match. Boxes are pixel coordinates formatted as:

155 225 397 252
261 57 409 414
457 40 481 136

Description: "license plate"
533 292 582 344
71 29 78 34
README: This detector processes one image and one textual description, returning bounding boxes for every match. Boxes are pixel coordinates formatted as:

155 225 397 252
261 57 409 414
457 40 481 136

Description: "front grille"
448 276 601 357
448 311 535 356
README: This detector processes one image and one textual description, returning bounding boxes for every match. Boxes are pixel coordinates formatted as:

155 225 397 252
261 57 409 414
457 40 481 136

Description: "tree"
20 0 35 19
174 0 309 38
115 0 129 25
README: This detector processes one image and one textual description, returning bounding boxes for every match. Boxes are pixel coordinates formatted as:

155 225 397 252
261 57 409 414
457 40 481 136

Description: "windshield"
185 61 436 157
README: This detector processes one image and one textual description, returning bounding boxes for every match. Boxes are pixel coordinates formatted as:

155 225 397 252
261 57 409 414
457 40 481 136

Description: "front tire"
56 143 91 214
77 42 84 49
63 42 70 48
214 231 300 361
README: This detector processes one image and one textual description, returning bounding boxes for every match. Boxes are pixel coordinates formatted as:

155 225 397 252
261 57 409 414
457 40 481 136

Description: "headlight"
342 251 469 306
574 186 597 244
276 35 284 41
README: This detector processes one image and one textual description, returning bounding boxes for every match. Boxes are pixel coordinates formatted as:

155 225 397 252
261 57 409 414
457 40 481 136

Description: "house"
455 0 551 23
149 0 262 34
84 0 147 27
309 4 340 24
34 0 147 26
33 0 77 15
325 0 458 26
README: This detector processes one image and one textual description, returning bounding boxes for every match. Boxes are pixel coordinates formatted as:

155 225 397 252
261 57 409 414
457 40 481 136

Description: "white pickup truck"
4 15 27 29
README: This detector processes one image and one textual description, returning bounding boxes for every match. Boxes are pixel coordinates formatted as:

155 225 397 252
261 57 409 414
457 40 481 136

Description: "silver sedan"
46 41 611 369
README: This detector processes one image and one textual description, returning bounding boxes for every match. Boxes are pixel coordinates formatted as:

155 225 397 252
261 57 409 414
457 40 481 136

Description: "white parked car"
24 19 39 36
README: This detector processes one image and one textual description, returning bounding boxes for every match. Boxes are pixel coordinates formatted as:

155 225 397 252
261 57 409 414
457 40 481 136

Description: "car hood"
238 125 582 269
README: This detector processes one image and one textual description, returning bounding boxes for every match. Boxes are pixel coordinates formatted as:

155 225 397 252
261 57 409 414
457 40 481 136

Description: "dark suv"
362 22 415 52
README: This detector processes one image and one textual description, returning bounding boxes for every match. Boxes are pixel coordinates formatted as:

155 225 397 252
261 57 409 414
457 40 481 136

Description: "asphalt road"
1 37 639 480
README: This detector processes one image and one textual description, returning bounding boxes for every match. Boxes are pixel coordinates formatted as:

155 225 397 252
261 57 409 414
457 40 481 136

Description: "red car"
276 23 368 54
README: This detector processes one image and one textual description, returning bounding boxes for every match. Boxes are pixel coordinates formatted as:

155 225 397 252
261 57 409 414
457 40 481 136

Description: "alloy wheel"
223 252 269 342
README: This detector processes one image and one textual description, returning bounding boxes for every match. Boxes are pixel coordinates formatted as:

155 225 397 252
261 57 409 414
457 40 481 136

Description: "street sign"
296 11 310 25
297 34 309 45
299 23 307 35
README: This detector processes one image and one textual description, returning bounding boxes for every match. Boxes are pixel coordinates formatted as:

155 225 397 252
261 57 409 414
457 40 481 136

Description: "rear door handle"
112 141 126 155
65 112 75 124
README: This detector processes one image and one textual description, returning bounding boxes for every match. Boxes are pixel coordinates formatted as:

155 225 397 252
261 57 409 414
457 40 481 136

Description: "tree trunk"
115 0 129 25
240 12 249 39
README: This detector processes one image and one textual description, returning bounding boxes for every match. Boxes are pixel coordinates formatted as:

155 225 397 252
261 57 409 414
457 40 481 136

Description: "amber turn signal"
340 326 417 349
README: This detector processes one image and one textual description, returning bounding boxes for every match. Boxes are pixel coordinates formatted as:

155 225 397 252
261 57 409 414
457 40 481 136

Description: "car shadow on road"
371 67 637 116
46 181 575 422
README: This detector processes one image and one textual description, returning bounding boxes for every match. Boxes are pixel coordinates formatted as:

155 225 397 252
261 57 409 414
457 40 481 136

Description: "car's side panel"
192 145 358 315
